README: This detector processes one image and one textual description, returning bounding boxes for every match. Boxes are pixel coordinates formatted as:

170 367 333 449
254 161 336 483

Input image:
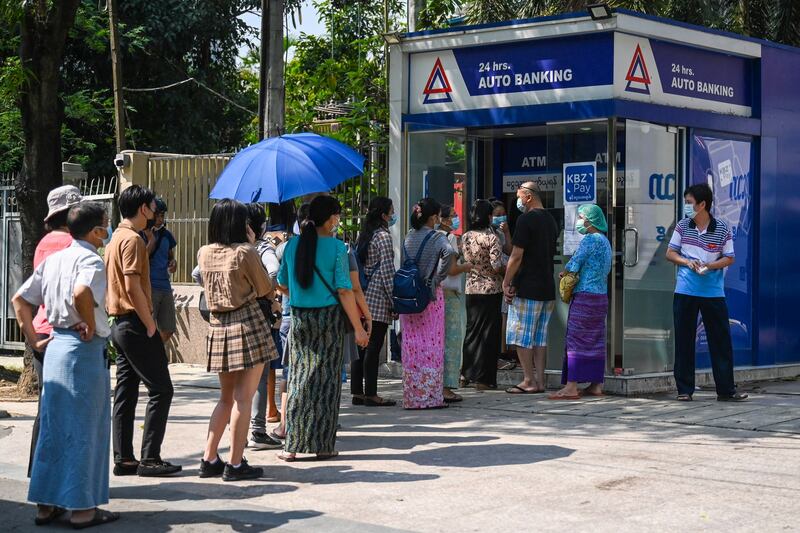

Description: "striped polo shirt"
668 216 734 298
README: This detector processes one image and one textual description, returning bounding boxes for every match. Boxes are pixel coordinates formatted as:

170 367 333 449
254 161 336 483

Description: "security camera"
114 153 130 168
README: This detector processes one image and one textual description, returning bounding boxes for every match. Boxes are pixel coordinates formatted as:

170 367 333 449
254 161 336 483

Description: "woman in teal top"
550 203 612 400
276 195 368 461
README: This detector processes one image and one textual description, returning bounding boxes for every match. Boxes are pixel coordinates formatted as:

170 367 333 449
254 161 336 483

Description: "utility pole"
108 0 126 152
259 0 284 140
408 0 425 32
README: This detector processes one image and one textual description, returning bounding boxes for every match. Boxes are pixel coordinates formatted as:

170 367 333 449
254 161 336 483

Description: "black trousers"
461 293 503 386
111 314 174 463
351 320 390 396
673 293 736 397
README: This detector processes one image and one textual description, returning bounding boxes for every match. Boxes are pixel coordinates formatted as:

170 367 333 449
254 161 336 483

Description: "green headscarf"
578 203 607 233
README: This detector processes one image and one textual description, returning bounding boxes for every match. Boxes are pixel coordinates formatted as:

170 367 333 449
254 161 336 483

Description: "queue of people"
12 179 748 527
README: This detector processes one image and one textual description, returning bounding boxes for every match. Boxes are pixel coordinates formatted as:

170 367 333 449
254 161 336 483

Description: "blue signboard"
563 162 597 204
452 33 614 97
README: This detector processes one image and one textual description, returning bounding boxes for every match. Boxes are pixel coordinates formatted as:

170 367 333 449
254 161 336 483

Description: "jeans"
673 293 737 397
111 314 174 463
251 328 283 433
351 321 389 396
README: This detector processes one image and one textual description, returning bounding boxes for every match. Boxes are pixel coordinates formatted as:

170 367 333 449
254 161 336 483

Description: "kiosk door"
620 120 679 373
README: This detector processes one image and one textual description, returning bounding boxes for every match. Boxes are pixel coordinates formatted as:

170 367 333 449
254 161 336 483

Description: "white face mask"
102 225 113 247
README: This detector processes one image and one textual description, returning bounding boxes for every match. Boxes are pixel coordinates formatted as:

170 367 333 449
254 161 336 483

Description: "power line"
123 78 257 116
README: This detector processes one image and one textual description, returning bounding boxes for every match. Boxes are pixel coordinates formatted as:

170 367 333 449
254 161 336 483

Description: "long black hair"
209 199 249 245
295 195 341 289
410 197 441 230
356 196 392 262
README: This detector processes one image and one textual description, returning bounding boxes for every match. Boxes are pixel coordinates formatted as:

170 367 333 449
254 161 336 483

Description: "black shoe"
113 460 139 476
352 396 365 405
222 458 263 482
249 431 283 450
718 392 749 402
137 459 182 477
199 455 226 478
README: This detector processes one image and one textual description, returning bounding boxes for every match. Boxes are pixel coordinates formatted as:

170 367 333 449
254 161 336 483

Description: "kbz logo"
648 173 675 201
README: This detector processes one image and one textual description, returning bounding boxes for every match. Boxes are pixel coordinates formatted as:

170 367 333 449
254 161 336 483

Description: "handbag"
199 290 210 322
313 265 356 334
559 271 580 304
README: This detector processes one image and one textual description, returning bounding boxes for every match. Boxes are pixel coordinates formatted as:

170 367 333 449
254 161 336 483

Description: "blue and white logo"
563 162 597 204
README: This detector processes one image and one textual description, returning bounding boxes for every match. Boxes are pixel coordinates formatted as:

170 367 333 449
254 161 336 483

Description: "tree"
12 0 82 394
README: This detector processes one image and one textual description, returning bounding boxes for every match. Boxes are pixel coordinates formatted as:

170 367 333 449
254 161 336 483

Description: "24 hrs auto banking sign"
409 32 753 117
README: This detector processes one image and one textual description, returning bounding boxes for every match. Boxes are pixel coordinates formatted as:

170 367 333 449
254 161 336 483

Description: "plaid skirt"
207 300 278 373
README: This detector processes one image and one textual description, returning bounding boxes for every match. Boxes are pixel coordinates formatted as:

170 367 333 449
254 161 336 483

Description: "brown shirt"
105 220 152 316
198 243 272 313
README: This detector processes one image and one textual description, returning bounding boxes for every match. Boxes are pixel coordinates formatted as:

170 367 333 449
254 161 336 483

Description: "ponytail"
294 195 341 289
410 197 441 231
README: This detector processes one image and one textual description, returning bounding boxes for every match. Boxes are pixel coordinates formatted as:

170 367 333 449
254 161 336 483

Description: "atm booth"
386 10 800 379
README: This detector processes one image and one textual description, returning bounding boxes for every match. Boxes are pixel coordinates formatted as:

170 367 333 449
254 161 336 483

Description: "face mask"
293 221 301 235
576 218 588 235
492 216 507 227
388 213 397 227
516 198 526 213
451 216 460 231
434 223 441 231
153 223 165 231
683 204 697 219
102 225 112 247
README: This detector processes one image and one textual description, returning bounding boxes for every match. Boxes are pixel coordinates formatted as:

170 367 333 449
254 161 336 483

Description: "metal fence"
0 172 117 352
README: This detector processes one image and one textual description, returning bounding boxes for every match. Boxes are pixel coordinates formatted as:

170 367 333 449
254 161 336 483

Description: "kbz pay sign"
563 162 597 204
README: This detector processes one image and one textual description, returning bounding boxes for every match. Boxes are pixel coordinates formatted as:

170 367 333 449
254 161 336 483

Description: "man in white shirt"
13 202 120 528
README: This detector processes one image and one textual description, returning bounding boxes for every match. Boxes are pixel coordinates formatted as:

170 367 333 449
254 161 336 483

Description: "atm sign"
563 162 597 204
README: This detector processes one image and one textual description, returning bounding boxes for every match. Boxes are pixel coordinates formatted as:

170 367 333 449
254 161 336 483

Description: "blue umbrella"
209 132 365 203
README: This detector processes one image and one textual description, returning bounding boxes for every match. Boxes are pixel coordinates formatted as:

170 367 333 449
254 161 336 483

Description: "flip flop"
505 385 536 394
70 509 120 530
547 392 581 400
35 506 67 526
277 452 296 462
676 394 693 402
315 451 339 461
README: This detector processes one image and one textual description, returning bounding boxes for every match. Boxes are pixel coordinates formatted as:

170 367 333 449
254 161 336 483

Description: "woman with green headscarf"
549 203 612 400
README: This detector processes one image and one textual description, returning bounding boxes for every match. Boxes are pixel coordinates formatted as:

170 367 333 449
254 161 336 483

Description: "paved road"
1 365 798 532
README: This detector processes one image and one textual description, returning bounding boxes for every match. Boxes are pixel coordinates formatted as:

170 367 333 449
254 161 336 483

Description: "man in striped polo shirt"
666 183 748 402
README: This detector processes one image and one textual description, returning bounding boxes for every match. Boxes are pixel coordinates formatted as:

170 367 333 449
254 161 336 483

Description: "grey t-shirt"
403 227 453 293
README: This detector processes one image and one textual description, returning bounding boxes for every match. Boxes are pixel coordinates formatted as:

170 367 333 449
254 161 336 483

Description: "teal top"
565 232 612 295
277 236 352 308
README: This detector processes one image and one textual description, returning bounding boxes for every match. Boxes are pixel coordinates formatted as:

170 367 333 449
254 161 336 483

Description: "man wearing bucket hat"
26 185 83 478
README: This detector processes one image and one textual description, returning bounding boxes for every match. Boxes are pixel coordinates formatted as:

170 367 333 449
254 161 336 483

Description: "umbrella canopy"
209 132 365 203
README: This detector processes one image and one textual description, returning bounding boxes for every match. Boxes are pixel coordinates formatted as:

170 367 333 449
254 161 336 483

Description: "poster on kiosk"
563 161 597 255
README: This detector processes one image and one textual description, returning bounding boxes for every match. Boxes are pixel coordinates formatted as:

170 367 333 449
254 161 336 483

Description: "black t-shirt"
511 208 558 301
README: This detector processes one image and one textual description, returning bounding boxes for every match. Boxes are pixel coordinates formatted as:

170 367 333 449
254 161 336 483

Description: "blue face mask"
492 216 507 227
451 216 460 231
516 198 526 213
683 204 697 219
102 225 113 247
388 213 397 227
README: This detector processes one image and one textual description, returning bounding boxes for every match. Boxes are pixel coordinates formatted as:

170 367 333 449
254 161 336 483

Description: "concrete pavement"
1 364 798 531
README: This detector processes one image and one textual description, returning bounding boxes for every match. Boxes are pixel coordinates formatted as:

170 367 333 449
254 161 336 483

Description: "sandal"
717 392 749 402
35 506 67 526
266 414 281 423
277 452 296 462
676 394 693 402
443 392 463 403
70 508 120 530
505 385 537 394
364 397 397 407
547 391 581 400
315 451 339 461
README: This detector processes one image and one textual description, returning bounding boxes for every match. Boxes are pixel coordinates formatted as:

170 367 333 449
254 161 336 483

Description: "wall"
759 45 800 364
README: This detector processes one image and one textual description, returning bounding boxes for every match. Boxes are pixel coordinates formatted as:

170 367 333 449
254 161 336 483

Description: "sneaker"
249 431 283 450
199 455 226 478
113 460 139 476
137 459 182 477
222 458 263 482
